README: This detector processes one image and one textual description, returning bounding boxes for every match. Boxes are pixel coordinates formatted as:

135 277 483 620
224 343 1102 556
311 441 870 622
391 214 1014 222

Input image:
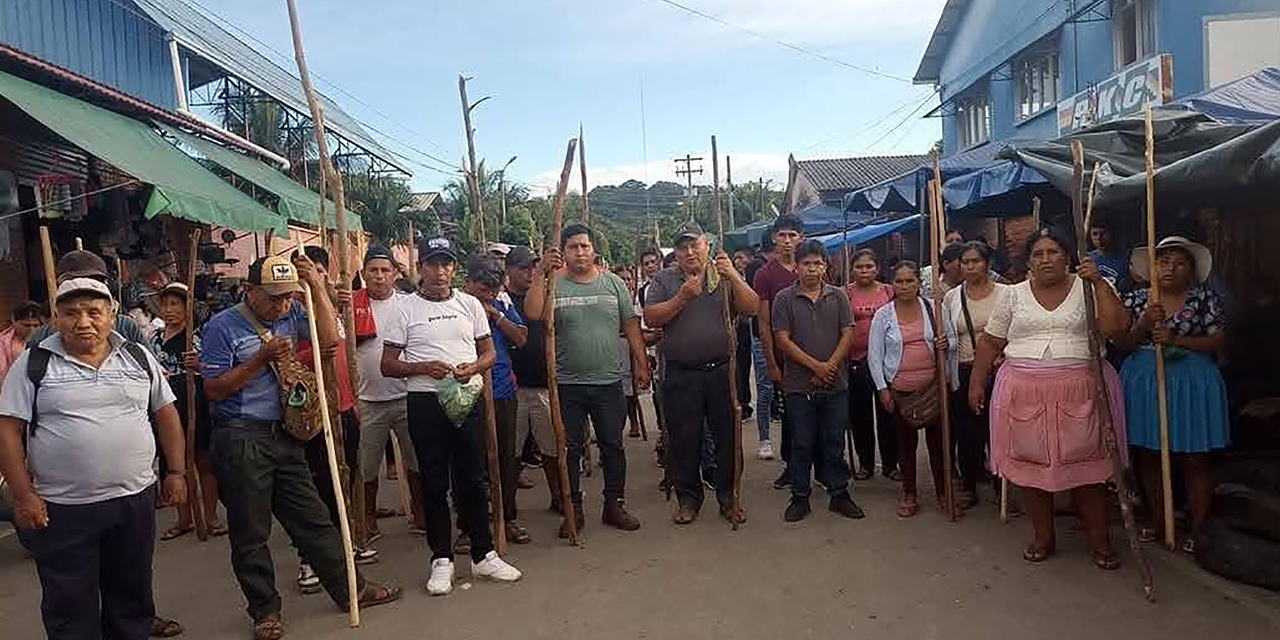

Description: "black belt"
218 417 289 438
668 359 728 372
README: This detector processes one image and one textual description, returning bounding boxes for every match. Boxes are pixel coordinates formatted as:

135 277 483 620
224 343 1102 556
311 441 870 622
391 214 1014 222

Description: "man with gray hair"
0 277 187 640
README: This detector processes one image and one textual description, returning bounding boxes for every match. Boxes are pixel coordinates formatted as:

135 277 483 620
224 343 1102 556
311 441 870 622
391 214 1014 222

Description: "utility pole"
758 178 765 221
458 75 490 246
726 155 736 230
674 154 703 221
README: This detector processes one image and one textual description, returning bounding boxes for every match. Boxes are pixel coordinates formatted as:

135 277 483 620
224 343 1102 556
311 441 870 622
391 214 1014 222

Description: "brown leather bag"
893 378 940 429
234 303 323 441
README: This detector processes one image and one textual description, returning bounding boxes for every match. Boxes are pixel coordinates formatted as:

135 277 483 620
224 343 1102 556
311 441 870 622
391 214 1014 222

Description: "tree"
345 174 414 248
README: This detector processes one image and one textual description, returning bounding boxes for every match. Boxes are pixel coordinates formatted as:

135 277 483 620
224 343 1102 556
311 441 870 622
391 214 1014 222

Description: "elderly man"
27 251 155 353
0 278 186 640
202 255 399 639
644 222 757 524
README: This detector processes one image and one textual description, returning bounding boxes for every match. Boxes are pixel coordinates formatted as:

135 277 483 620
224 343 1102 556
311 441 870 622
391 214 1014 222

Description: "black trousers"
736 325 753 409
560 382 628 503
664 364 735 509
211 421 363 620
848 359 898 473
952 363 993 493
304 409 361 534
20 485 157 640
494 395 520 521
406 392 494 563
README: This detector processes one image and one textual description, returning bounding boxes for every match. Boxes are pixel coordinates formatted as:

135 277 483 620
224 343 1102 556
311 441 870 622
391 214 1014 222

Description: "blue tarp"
841 139 1041 214
1162 67 1280 124
726 203 875 248
942 160 1053 216
812 215 920 252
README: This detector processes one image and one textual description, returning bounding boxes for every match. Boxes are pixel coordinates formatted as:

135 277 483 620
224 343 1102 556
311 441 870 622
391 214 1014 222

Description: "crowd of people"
0 207 1237 638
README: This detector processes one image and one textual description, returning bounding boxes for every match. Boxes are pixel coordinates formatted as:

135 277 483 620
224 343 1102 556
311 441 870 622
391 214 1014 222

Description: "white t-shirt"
356 291 409 402
382 290 491 394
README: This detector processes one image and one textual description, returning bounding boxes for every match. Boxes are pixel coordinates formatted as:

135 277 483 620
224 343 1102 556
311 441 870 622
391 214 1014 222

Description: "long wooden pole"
711 136 744 529
928 178 956 522
74 237 83 251
285 0 365 550
726 156 735 230
184 230 209 541
1144 103 1175 551
283 3 360 625
38 227 58 311
481 370 508 555
546 138 579 546
579 123 589 224
459 76 487 245
1070 140 1156 600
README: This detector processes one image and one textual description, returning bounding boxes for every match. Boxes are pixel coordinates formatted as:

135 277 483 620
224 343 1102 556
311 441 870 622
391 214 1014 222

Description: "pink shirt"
0 327 25 393
892 316 935 393
847 283 893 361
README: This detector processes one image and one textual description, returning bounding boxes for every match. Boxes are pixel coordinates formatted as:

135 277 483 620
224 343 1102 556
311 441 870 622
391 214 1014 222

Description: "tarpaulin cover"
842 139 1041 213
0 70 287 234
942 160 1054 217
726 203 875 249
1161 67 1280 124
811 215 920 252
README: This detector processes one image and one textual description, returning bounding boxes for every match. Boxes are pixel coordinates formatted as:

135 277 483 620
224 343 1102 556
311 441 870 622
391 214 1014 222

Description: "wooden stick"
711 135 744 529
74 237 83 250
459 76 487 245
1144 103 1175 552
579 123 589 224
545 138 579 546
387 432 414 525
843 206 855 474
184 229 209 541
928 180 956 523
38 227 58 313
1070 139 1156 600
1031 197 1042 231
999 478 1009 523
283 2 360 624
285 0 365 550
481 370 508 556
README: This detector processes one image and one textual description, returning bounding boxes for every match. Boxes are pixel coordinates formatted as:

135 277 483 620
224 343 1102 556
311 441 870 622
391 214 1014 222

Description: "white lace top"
984 276 1105 361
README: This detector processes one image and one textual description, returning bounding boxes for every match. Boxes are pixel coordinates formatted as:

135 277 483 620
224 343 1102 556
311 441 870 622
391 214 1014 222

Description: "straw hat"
1131 236 1213 284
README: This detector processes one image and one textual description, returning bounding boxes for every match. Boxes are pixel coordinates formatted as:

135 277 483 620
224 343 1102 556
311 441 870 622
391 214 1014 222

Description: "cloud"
527 152 790 194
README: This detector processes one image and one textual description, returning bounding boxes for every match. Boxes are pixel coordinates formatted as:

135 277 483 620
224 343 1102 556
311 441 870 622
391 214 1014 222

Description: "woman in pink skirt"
967 228 1131 569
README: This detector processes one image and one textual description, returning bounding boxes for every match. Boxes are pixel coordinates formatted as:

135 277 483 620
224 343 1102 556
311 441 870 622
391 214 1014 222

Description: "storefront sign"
1057 54 1174 135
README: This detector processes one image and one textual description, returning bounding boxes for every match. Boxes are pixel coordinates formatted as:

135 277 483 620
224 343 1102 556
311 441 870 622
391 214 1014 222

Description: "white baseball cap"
55 277 115 304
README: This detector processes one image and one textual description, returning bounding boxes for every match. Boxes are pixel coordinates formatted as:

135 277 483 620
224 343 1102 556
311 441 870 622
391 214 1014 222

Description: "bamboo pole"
283 2 360 625
184 229 209 541
1070 140 1156 600
545 138 579 546
843 205 856 475
1144 103 1175 552
928 179 956 523
579 123 589 224
481 369 508 555
285 0 365 549
38 227 58 311
711 136 744 529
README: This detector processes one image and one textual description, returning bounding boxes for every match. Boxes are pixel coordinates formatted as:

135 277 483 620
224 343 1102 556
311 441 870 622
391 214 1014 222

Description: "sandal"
1093 551 1121 571
150 616 183 638
355 582 402 609
1023 544 1055 563
1138 527 1158 544
208 522 229 537
719 503 747 525
883 468 903 482
505 522 532 545
896 495 919 519
160 525 193 541
853 468 873 482
673 505 698 525
1182 538 1196 555
252 614 283 640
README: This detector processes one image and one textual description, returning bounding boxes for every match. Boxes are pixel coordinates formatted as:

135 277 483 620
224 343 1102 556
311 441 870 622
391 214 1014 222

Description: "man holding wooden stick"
202 255 399 638
380 236 522 596
644 222 757 525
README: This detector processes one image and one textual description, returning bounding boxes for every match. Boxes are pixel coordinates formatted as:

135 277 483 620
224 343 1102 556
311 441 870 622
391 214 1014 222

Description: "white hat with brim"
55 277 116 304
1130 236 1213 284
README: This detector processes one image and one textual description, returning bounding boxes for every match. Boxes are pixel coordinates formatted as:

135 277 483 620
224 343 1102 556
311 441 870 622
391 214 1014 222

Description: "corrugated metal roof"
400 191 441 213
131 0 409 175
795 155 932 193
914 0 971 84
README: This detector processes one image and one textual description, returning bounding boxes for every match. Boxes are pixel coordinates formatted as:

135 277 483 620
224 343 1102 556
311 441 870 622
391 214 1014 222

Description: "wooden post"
458 76 487 245
39 227 58 310
1145 103 1175 552
927 180 956 522
545 138 579 545
407 220 418 283
726 156 736 230
1032 197 1042 231
387 432 415 525
283 1 361 625
185 229 209 541
1070 140 1156 600
481 370 508 556
579 123 589 224
711 135 744 529
74 237 83 251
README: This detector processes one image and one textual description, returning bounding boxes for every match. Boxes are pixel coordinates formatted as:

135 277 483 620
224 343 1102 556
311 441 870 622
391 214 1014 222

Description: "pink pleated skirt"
989 358 1128 492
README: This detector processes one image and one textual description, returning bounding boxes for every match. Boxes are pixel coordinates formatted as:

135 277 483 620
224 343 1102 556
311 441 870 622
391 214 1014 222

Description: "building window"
1114 0 1155 68
1017 48 1059 120
957 95 991 149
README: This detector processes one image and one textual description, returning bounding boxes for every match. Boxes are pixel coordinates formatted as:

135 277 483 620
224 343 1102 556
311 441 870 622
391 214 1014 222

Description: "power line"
801 91 935 153
861 91 938 151
646 0 912 83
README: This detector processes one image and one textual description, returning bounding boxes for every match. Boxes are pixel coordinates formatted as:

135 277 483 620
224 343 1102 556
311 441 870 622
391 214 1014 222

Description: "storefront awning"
157 123 360 232
725 204 878 250
0 70 287 234
811 215 921 253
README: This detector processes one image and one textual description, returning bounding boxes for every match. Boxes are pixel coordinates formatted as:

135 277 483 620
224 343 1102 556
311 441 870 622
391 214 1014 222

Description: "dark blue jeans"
560 382 628 503
786 391 851 499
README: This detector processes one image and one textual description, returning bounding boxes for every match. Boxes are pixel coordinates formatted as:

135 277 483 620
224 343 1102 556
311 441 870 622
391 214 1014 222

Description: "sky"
200 0 948 196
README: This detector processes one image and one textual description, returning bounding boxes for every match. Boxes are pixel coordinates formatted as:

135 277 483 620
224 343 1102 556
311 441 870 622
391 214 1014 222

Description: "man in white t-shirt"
380 236 522 596
354 246 425 540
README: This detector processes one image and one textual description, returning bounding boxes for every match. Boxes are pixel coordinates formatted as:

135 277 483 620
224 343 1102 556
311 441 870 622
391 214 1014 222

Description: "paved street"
3 401 1279 640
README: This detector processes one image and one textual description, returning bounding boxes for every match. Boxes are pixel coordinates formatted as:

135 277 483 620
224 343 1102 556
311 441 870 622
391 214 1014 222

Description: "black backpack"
26 341 154 434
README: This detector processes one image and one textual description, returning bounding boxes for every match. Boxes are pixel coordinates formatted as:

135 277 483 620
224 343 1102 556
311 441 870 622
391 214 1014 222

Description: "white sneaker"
471 550 522 583
297 563 321 593
354 546 380 565
758 441 775 460
426 558 454 595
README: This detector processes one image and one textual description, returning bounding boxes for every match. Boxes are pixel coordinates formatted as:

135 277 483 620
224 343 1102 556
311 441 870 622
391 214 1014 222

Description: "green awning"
157 123 361 232
0 70 287 234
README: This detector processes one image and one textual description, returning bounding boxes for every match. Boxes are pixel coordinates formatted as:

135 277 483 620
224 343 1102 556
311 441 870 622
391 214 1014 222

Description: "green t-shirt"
553 271 636 385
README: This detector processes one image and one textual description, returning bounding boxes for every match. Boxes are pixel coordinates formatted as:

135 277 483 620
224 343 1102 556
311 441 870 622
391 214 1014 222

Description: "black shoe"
829 493 866 519
741 405 754 420
772 468 791 490
784 496 811 522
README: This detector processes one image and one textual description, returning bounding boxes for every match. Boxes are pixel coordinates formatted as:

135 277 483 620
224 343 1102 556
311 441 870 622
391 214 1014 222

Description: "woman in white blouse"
967 228 1130 569
943 242 1008 509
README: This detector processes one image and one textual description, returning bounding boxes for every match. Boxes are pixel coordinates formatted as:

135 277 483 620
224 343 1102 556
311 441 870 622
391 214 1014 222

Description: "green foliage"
345 174 414 247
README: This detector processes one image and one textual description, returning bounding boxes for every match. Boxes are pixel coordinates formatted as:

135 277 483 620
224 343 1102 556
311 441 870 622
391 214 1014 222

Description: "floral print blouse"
1122 284 1226 346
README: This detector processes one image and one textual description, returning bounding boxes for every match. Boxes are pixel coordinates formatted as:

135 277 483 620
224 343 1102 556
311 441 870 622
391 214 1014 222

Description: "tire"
1195 518 1280 592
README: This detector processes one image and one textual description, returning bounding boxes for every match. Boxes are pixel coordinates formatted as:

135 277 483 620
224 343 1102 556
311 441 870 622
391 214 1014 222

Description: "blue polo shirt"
201 301 310 422
490 299 524 401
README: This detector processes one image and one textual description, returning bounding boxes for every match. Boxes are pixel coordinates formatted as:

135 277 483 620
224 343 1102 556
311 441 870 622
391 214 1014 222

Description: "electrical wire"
0 180 141 224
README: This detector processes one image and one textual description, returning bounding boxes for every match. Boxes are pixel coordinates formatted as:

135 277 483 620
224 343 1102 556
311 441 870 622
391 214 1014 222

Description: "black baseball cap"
364 245 395 266
506 246 537 269
675 221 705 242
418 236 458 262
466 258 503 287
56 250 109 280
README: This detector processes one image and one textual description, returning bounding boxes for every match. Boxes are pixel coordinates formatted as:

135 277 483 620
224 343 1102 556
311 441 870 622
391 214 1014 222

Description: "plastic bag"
437 375 483 426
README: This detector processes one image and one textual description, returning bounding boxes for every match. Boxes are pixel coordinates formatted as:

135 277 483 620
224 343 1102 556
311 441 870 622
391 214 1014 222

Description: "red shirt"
846 282 894 361
752 259 798 307
297 321 356 413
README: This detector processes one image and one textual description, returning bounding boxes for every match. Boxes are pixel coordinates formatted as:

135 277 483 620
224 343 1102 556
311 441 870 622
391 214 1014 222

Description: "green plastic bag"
437 375 483 426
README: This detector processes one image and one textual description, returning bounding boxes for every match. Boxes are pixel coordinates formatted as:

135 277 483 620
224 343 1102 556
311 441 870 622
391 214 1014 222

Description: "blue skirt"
1121 348 1230 453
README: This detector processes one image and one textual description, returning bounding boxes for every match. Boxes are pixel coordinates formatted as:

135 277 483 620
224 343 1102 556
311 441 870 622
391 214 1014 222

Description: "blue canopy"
841 139 1041 214
812 215 920 252
726 203 875 249
1162 66 1280 124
